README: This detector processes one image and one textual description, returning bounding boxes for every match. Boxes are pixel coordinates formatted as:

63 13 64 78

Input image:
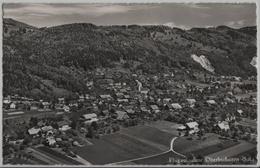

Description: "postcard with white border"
1 0 259 167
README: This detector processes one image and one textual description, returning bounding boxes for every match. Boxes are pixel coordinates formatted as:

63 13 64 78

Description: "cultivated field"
173 133 238 155
206 141 256 158
73 124 175 164
73 121 256 165
120 125 174 147
146 120 182 136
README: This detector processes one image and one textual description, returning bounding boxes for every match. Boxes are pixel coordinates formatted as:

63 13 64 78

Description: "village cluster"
3 68 257 164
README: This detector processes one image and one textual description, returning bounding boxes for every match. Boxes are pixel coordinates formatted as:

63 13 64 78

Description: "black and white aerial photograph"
2 1 258 166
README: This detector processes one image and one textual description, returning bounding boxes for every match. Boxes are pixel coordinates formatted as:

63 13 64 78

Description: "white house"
28 128 41 135
63 105 70 113
3 98 11 104
150 105 160 113
41 126 53 132
46 137 56 146
177 125 186 131
186 121 199 134
217 121 230 131
59 125 71 131
171 103 182 109
82 113 97 120
206 100 217 105
82 113 98 124
237 109 243 115
9 102 16 109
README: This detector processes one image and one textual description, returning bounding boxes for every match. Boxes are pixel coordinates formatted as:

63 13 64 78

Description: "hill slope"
3 18 257 99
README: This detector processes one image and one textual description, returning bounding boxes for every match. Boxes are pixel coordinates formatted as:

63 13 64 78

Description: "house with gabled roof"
115 111 129 120
185 121 199 134
217 121 230 131
171 103 182 109
150 105 160 113
28 128 41 136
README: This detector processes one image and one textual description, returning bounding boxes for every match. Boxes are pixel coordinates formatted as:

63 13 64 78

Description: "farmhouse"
3 97 11 104
9 102 16 109
28 128 41 136
217 121 230 131
171 103 182 109
186 121 199 134
186 98 196 107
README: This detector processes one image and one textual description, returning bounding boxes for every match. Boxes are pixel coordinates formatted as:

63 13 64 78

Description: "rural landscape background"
2 3 258 165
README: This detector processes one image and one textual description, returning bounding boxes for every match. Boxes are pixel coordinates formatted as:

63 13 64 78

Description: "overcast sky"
3 3 256 29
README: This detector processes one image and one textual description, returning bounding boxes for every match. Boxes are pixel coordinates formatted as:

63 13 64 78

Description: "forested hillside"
3 18 257 99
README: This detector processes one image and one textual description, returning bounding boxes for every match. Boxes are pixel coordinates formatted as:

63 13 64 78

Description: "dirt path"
170 137 186 158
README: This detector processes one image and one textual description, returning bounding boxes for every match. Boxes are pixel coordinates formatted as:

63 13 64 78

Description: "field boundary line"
119 132 169 151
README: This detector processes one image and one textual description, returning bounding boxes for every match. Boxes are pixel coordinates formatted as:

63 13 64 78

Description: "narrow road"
169 137 186 158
